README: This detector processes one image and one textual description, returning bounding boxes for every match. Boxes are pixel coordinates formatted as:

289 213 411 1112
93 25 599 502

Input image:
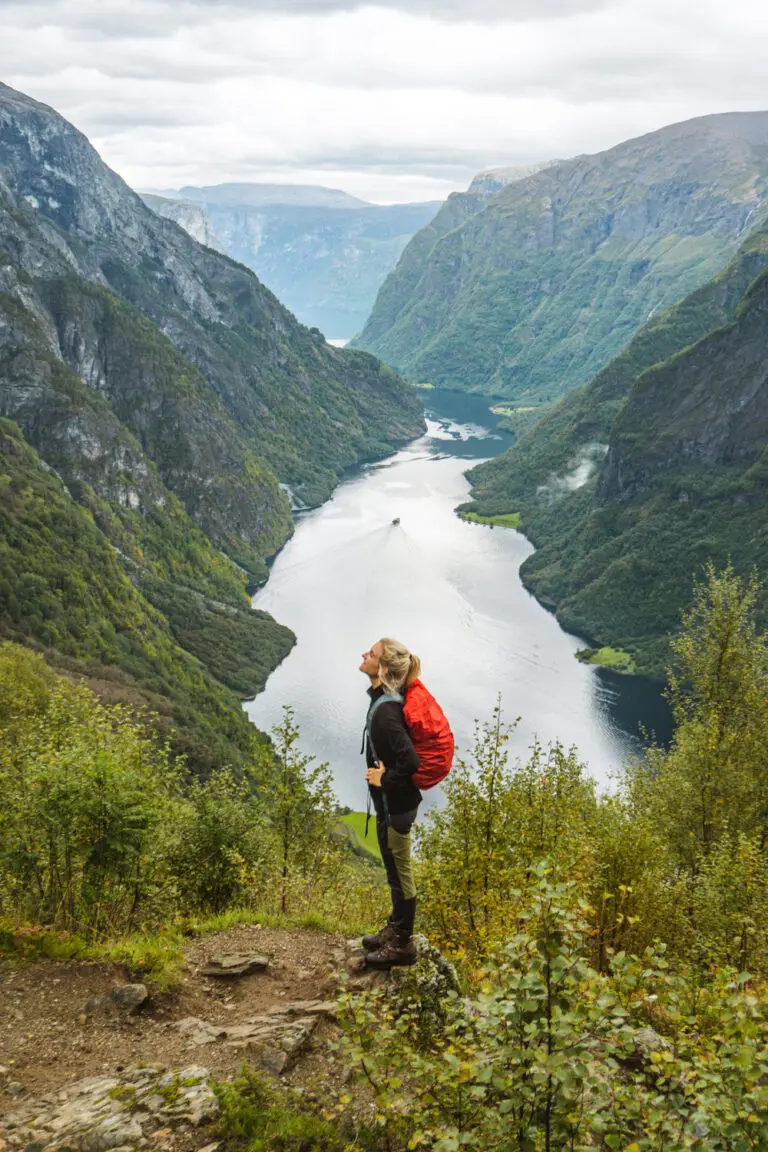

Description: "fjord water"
247 391 671 807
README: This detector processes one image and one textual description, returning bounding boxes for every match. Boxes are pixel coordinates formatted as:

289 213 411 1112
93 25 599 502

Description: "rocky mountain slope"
150 185 441 339
0 82 423 766
465 215 768 675
354 112 768 400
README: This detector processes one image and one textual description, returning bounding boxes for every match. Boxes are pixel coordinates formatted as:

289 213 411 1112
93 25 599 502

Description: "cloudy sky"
1 0 767 202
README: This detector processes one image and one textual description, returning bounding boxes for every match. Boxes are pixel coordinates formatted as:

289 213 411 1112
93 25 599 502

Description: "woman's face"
359 639 384 678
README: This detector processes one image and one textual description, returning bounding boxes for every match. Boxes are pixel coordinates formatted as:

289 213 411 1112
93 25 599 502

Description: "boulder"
200 954 269 978
108 986 148 1014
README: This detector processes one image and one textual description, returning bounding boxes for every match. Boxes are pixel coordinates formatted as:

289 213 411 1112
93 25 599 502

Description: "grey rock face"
467 160 560 201
159 192 442 341
142 195 225 253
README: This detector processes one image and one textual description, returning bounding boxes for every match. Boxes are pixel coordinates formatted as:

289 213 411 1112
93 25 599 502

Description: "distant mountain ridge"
171 182 369 210
354 112 768 400
146 183 442 339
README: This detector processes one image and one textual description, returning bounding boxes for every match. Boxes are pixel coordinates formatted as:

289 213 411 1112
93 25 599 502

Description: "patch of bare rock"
2 1064 218 1152
0 925 392 1150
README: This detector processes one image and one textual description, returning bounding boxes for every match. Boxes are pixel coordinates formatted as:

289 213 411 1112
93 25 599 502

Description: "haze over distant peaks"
161 182 371 210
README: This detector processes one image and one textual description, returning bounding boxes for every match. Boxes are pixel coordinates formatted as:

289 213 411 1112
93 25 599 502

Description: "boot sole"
363 955 417 969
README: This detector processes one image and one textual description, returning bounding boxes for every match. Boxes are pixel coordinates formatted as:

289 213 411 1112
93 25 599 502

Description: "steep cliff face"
0 82 423 768
352 165 558 356
466 217 768 675
0 418 293 774
0 82 424 531
601 271 768 499
466 161 559 200
355 112 768 401
142 194 225 252
150 186 441 340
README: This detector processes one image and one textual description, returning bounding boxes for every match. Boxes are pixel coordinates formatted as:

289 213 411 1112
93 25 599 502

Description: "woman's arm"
371 701 419 792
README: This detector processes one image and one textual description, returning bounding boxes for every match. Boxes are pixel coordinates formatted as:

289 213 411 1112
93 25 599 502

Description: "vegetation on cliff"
355 111 768 403
0 82 423 756
0 420 292 772
0 642 385 946
465 217 768 676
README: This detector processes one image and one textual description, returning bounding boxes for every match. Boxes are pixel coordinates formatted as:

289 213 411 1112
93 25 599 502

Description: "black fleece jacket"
365 685 422 815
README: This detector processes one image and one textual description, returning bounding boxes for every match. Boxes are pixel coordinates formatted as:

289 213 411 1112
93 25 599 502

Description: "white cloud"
1 0 766 201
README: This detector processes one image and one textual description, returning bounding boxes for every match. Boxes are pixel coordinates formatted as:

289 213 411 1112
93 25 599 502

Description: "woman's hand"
366 763 386 787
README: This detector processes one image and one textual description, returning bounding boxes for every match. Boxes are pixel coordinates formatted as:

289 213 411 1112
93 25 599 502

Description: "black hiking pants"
370 789 418 939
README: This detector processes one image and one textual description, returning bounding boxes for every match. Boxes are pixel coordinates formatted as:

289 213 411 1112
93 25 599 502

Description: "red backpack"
368 679 454 789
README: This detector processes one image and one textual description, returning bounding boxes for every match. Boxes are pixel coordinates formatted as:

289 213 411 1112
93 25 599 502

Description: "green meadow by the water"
459 510 521 529
340 811 382 859
576 646 637 674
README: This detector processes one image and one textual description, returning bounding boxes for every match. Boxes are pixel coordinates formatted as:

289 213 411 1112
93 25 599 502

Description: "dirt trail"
0 924 354 1131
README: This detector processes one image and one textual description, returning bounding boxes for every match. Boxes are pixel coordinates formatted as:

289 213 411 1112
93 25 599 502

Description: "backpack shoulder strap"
366 692 404 763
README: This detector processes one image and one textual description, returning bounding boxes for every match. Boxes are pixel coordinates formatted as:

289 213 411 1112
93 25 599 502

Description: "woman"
359 636 421 968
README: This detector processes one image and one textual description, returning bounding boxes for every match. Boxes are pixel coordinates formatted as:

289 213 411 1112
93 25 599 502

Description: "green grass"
0 899 381 991
575 646 637 674
458 510 521 530
216 1066 382 1151
340 811 382 859
0 920 185 990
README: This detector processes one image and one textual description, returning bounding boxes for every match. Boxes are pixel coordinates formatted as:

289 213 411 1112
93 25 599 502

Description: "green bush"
340 868 768 1151
0 644 385 939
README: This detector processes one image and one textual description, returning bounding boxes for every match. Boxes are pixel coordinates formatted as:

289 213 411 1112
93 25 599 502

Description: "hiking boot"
364 934 417 969
362 921 395 952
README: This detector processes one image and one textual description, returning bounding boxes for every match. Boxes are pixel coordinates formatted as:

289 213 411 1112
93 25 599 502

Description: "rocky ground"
0 925 382 1152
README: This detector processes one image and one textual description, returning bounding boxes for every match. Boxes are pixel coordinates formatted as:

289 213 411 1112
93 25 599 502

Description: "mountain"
354 112 768 401
351 165 560 359
465 215 768 676
147 184 442 340
0 82 423 768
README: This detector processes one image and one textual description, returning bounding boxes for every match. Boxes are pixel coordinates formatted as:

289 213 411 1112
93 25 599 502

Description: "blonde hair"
378 637 421 695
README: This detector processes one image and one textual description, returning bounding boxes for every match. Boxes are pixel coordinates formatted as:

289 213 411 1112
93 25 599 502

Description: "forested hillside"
355 111 768 403
466 216 768 675
0 82 423 768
